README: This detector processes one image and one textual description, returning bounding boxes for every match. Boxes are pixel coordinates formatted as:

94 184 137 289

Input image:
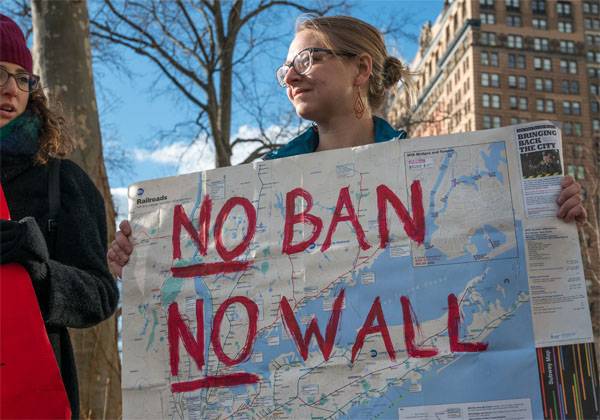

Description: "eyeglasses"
276 47 355 87
0 67 40 92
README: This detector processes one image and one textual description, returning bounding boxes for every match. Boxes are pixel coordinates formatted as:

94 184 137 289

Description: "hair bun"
383 56 404 88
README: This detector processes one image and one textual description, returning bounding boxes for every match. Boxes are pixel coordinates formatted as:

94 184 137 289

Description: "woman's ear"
354 53 373 87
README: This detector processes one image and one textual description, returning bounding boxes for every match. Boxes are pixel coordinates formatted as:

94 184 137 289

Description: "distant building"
388 0 599 339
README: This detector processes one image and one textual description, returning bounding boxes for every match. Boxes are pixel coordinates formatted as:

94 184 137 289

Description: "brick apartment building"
389 0 599 344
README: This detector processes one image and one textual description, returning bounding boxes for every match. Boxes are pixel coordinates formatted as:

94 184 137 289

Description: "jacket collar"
264 116 407 160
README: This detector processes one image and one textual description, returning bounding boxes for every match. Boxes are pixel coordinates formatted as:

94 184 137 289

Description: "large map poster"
122 122 598 419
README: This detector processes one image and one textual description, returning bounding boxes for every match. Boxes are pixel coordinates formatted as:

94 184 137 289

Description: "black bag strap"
47 159 61 253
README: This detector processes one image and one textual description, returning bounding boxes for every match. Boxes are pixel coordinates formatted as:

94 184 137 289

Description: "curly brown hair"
27 88 74 164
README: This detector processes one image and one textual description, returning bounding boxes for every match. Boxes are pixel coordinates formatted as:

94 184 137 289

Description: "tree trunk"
31 1 122 418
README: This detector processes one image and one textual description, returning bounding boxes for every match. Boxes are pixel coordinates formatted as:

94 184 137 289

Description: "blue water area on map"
481 142 507 184
213 222 532 410
423 143 510 264
465 224 515 260
341 222 542 419
343 296 542 419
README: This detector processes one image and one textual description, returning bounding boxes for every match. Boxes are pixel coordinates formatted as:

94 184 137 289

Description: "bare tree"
576 161 600 364
31 1 121 418
90 0 345 168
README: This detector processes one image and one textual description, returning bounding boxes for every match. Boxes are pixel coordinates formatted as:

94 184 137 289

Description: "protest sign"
122 121 597 419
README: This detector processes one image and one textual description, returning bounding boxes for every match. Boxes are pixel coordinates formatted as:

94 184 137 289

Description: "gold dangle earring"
353 86 365 119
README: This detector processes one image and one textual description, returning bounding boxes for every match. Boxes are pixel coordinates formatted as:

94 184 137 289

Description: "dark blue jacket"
264 117 407 160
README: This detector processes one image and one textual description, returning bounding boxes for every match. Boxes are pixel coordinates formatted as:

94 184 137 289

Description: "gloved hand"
0 217 49 282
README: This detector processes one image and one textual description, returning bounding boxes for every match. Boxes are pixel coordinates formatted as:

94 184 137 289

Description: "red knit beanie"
0 14 33 73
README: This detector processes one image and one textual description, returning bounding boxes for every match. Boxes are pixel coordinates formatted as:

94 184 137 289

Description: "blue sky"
98 1 444 219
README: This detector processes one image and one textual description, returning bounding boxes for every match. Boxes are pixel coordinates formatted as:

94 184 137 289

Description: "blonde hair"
27 88 74 164
296 15 412 111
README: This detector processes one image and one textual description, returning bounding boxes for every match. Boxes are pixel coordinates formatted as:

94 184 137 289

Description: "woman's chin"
294 105 319 121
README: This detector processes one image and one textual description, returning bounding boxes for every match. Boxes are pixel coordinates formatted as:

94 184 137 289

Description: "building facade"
389 0 599 349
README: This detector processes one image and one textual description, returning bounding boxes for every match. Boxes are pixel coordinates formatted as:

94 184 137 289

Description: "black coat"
1 155 119 419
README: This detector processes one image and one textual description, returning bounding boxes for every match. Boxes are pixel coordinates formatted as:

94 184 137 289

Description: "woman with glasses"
107 15 586 272
0 14 118 418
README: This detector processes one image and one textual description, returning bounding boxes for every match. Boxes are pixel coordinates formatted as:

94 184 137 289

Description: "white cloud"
231 123 302 165
133 138 215 174
110 187 129 225
131 122 302 175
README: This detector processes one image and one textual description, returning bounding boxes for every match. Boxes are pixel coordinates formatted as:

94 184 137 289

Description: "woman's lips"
0 109 16 119
293 89 310 99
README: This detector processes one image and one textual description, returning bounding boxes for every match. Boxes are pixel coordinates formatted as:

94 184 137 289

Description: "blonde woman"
108 15 586 274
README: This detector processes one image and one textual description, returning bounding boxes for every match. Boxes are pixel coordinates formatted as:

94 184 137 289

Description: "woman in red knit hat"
0 14 119 419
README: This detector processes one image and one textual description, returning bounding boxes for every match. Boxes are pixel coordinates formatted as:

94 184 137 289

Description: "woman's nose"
1 75 19 96
283 65 302 86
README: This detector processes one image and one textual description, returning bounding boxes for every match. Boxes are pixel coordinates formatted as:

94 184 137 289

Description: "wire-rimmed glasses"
276 47 355 87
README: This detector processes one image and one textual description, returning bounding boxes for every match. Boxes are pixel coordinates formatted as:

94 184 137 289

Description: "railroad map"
122 122 597 419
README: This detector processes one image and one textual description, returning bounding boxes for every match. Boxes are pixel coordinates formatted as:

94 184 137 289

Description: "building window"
508 75 526 89
561 80 579 94
567 164 576 178
509 96 527 110
480 0 495 7
592 101 600 113
589 67 600 78
519 97 528 110
563 122 573 135
559 40 576 53
535 77 553 92
577 166 585 180
483 115 501 129
532 18 548 29
556 2 572 17
584 18 600 29
481 51 499 66
518 76 527 89
506 15 522 26
587 51 600 63
593 119 600 131
481 13 496 24
534 57 552 71
559 59 577 74
534 38 550 51
491 74 500 87
592 84 599 95
574 144 584 159
583 2 600 14
536 99 544 112
508 53 526 69
575 123 583 137
507 35 524 48
532 0 546 14
482 94 501 108
510 117 528 124
480 32 497 46
536 99 554 112
506 0 520 10
558 21 574 32
481 73 500 87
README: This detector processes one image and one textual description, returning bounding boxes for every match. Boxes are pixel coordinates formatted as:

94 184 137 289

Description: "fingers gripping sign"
108 219 134 278
557 176 587 223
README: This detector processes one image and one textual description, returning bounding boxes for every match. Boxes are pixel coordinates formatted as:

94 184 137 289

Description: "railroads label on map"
122 122 597 419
